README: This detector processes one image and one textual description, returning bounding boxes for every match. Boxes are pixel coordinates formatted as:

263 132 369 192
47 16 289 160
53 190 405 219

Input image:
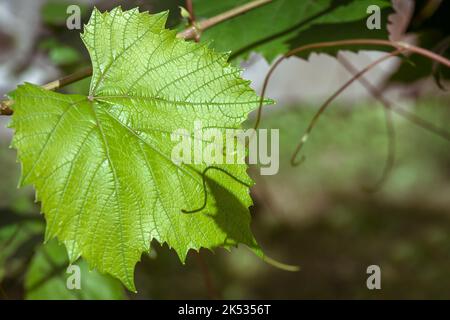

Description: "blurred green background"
1 0 450 299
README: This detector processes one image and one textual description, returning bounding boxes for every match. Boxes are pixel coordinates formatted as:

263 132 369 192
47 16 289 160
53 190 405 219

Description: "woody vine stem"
1 1 450 189
0 0 273 115
0 0 449 299
1 0 450 116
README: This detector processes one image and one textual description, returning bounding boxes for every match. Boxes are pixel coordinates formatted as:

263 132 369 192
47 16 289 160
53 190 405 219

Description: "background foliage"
0 0 449 299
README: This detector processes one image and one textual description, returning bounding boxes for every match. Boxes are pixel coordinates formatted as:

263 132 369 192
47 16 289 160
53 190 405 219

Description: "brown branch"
178 0 272 40
184 0 199 42
0 0 272 116
41 66 92 91
0 67 91 115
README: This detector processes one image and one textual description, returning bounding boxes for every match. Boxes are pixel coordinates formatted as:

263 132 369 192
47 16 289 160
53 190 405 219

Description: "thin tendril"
254 39 450 133
290 49 404 166
365 107 396 193
181 166 252 214
337 54 396 193
185 40 450 214
337 53 450 191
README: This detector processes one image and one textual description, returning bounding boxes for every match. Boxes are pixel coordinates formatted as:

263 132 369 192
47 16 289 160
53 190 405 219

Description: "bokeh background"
1 0 449 299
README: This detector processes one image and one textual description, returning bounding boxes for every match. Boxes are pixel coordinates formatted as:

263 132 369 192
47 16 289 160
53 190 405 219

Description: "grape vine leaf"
8 7 270 291
194 0 391 62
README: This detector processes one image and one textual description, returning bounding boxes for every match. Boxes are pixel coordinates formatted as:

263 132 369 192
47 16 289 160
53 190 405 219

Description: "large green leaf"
8 8 268 291
194 0 391 61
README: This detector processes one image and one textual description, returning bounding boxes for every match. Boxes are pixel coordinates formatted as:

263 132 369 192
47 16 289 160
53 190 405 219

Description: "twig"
185 0 196 24
184 0 199 42
290 49 404 166
178 0 272 40
0 66 93 117
41 66 92 91
0 0 273 116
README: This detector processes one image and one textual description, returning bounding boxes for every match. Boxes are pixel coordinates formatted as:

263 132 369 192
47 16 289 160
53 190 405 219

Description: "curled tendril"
289 49 404 165
184 40 450 213
181 166 252 214
337 52 450 191
254 39 450 170
337 53 396 193
181 167 301 272
290 154 306 167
